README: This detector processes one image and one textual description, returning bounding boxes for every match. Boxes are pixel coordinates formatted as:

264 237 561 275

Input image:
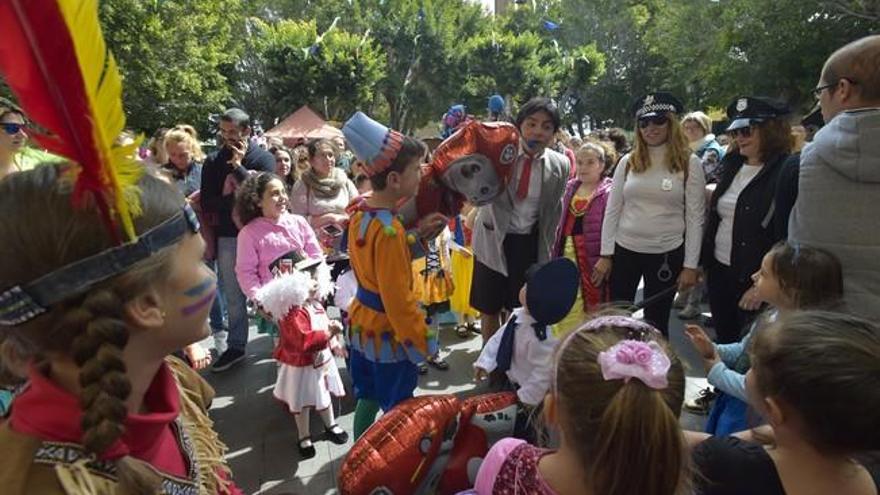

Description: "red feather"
0 0 118 240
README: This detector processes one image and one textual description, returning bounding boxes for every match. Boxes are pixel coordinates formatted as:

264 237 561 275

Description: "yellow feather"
57 0 142 240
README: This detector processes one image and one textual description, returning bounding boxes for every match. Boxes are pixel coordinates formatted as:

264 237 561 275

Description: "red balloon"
338 392 519 495
437 392 518 495
339 395 462 495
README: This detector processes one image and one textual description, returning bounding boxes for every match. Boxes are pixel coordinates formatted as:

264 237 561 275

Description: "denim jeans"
217 236 249 352
207 260 228 333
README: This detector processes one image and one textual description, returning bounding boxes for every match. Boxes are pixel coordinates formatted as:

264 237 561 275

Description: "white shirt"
601 145 707 268
474 308 557 406
507 154 544 234
714 164 763 265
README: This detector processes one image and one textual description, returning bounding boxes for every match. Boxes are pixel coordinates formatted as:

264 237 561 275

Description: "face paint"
181 275 217 316
181 291 216 316
184 277 215 297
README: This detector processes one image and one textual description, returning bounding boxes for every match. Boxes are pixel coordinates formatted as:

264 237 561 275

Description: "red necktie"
516 155 533 200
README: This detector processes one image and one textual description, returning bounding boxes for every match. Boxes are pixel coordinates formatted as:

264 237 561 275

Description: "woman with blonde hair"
161 124 205 197
597 92 706 335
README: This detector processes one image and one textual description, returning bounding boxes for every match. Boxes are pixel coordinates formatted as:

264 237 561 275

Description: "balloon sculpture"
400 120 522 226
338 392 518 495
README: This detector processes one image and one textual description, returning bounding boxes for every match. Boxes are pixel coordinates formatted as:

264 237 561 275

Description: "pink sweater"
235 213 323 300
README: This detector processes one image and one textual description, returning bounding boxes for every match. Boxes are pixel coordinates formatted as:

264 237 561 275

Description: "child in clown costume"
342 112 446 439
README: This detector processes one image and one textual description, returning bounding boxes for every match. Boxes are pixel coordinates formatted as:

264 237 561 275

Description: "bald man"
789 35 880 318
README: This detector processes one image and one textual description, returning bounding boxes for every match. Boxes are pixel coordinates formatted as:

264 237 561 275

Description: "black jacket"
200 144 275 238
702 151 795 284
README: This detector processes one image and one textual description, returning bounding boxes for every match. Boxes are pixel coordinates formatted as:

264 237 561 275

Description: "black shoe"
418 362 428 375
325 424 349 445
211 349 245 373
297 437 316 459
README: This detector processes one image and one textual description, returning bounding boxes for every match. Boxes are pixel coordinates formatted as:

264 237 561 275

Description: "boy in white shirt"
474 258 579 441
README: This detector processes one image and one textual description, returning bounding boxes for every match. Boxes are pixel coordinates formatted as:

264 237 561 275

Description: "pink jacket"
235 213 323 300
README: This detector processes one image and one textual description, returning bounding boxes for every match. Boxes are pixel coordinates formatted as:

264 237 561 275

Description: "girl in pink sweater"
235 173 323 340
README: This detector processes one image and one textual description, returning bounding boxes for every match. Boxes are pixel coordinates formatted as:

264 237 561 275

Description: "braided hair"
0 164 185 493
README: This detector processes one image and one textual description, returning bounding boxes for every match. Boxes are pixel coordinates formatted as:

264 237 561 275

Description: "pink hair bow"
597 340 671 389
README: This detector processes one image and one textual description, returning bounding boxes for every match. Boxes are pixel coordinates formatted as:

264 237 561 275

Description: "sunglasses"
638 115 668 128
728 126 753 138
2 123 25 135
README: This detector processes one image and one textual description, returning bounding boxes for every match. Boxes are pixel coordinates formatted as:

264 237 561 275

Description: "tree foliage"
246 18 386 126
3 0 868 138
98 0 246 134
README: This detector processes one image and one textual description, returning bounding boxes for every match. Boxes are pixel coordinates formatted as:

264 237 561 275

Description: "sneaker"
213 330 229 356
211 348 245 373
684 387 717 415
677 303 702 320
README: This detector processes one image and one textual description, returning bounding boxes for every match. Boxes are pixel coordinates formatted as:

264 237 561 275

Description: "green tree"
555 0 663 127
644 0 875 115
347 0 491 132
249 18 386 126
99 0 246 134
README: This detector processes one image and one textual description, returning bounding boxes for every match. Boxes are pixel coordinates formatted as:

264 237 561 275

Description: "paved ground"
203 304 710 495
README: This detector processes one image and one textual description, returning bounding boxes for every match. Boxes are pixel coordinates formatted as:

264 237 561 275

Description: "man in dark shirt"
203 108 275 372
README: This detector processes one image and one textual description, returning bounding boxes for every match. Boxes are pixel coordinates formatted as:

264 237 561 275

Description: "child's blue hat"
525 257 579 326
342 112 405 177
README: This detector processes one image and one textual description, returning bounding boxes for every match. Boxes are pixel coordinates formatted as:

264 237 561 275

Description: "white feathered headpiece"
253 261 334 322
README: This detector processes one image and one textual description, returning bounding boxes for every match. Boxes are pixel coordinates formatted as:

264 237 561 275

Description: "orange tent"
265 106 344 147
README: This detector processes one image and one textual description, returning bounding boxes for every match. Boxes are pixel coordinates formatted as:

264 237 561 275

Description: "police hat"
632 92 684 119
726 96 790 131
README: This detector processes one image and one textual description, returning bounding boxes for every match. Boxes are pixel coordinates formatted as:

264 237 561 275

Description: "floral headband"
553 315 670 393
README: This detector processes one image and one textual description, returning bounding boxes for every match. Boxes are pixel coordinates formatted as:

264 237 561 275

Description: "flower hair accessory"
597 340 671 389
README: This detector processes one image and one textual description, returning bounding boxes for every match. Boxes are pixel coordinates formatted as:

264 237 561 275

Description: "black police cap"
632 92 684 119
726 96 790 131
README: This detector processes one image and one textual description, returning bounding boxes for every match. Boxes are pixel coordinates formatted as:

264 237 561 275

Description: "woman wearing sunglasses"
702 97 795 344
599 92 706 336
0 105 28 180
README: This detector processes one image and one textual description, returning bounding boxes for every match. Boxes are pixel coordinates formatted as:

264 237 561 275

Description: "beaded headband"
0 204 200 326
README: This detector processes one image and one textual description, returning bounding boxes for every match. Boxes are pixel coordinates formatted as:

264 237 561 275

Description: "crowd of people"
0 32 878 495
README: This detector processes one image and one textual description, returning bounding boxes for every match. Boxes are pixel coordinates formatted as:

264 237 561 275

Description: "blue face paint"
184 277 214 297
182 291 216 317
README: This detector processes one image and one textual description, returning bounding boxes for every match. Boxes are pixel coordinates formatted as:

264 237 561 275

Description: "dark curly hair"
235 172 283 226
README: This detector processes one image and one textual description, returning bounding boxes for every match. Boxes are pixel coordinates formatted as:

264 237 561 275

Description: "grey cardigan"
471 148 571 276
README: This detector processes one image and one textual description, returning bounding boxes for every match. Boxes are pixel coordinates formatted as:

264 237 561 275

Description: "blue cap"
488 95 505 114
526 258 579 326
342 112 404 176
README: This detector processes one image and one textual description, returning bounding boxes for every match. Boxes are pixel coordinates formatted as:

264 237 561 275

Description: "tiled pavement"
203 308 710 494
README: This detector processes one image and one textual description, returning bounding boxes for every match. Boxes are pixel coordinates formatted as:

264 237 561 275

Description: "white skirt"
273 350 345 414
